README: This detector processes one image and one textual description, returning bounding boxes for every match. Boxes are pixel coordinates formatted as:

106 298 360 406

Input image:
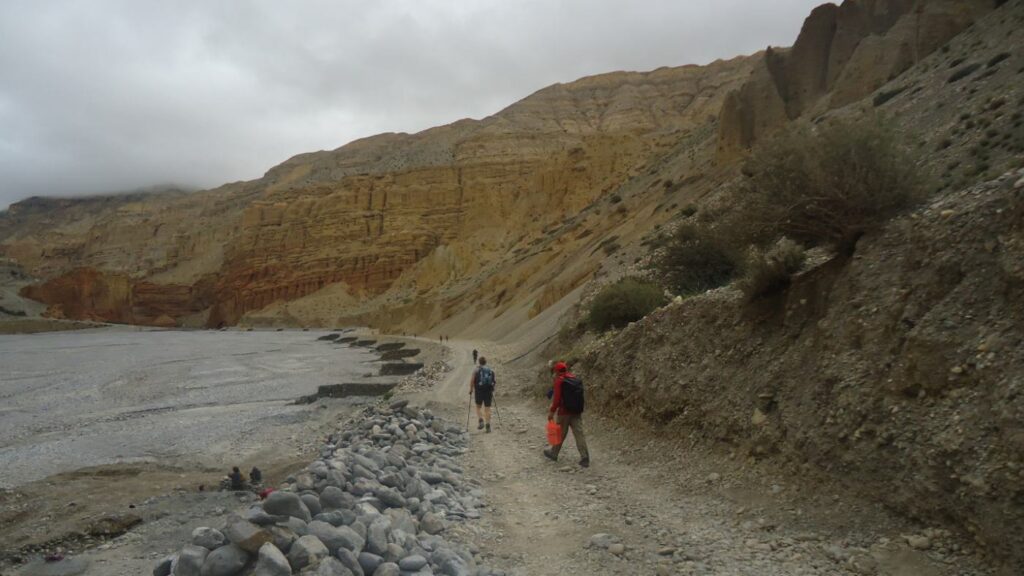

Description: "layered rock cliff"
0 58 755 327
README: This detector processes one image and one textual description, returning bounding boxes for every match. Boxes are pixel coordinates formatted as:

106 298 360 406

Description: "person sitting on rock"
469 356 496 433
249 466 262 485
228 466 244 490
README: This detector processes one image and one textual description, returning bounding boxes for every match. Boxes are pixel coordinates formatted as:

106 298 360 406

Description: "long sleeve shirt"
549 372 578 416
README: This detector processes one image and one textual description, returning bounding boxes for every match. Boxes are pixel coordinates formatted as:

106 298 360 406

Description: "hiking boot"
485 423 491 433
477 419 484 430
579 457 590 468
543 448 557 462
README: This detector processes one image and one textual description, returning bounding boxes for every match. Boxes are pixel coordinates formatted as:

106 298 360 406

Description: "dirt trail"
420 339 1001 576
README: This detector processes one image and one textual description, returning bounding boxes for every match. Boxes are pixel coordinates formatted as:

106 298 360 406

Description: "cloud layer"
0 0 822 208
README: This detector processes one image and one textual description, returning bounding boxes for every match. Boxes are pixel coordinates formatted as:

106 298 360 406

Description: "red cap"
553 361 568 373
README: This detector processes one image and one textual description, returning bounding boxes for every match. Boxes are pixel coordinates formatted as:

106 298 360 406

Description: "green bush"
736 119 924 253
587 277 667 331
657 224 739 295
737 238 807 301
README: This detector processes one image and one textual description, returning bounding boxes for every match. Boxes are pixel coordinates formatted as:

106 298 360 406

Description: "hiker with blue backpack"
470 356 496 432
543 361 590 467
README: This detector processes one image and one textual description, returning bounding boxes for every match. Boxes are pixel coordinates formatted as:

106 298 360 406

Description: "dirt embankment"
560 171 1024 570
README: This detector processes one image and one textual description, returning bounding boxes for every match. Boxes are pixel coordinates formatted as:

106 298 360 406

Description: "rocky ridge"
716 0 995 161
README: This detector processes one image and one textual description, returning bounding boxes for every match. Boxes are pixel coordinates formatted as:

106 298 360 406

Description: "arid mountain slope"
716 0 994 161
1 58 754 328
541 0 1024 571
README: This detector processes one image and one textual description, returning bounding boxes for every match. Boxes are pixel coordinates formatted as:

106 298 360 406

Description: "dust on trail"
425 339 998 576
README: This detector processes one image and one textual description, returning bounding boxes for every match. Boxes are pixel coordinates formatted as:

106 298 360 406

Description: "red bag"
546 420 563 446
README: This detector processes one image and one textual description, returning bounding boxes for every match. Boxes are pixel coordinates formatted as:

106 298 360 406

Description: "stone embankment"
154 401 497 576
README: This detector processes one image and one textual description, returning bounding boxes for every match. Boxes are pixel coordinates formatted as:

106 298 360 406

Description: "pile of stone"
396 360 451 393
155 401 495 576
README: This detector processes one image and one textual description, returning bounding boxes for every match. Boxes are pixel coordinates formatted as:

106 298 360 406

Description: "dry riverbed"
0 328 388 572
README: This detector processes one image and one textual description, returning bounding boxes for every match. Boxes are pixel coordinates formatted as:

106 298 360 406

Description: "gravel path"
431 339 999 576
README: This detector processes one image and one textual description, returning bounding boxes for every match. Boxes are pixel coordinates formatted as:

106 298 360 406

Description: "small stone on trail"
904 534 932 550
608 543 626 555
589 533 619 549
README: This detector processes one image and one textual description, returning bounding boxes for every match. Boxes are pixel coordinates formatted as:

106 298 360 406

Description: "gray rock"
296 473 316 491
385 509 416 535
245 506 287 526
375 486 407 509
173 545 209 576
317 509 357 527
252 543 291 576
267 526 297 554
287 534 329 571
366 517 391 555
223 515 273 553
351 520 368 540
398 555 428 571
358 552 384 575
264 491 313 522
192 527 227 550
308 520 365 554
372 562 400 576
200 544 248 576
384 543 405 562
588 533 619 549
302 493 324 516
154 555 175 576
281 516 309 535
420 513 445 535
336 548 365 576
317 557 355 575
321 486 351 510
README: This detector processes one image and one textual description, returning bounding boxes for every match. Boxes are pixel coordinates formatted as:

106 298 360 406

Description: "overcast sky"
0 0 823 209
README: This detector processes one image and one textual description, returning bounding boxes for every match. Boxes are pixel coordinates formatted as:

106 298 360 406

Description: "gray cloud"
0 0 822 208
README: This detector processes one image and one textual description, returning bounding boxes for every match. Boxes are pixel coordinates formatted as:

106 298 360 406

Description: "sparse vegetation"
737 238 807 301
657 224 739 295
587 276 667 331
873 86 907 107
734 119 924 252
987 52 1011 67
949 63 982 83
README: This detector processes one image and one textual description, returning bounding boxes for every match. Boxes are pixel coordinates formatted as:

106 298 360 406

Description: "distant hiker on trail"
544 361 590 467
249 466 262 485
472 349 478 363
470 356 496 433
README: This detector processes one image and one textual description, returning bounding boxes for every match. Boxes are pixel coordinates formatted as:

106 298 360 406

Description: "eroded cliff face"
1 58 754 327
717 0 994 161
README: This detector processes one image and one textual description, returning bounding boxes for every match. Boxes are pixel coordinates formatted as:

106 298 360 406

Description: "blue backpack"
476 366 495 388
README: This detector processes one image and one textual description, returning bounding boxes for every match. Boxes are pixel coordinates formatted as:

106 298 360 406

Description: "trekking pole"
466 392 473 432
492 395 502 429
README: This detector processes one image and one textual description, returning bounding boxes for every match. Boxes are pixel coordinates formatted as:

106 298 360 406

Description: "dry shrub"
737 238 807 301
588 277 667 331
658 224 740 295
737 119 924 253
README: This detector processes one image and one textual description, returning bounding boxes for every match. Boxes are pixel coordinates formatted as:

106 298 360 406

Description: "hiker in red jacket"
543 361 590 467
